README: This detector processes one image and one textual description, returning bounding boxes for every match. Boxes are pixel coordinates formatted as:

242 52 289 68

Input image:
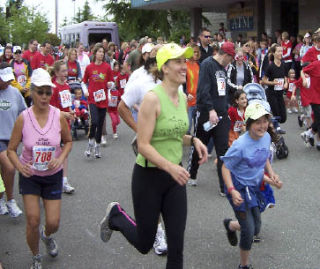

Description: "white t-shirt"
122 72 160 108
126 66 147 88
77 54 91 78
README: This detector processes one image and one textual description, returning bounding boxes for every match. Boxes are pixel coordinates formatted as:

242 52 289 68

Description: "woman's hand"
168 163 190 186
18 162 33 178
187 94 194 101
63 111 75 120
231 189 244 206
193 138 208 165
48 158 63 171
291 95 296 101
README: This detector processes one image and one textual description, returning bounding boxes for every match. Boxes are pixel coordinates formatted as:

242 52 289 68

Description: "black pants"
188 111 230 193
88 104 106 143
266 90 287 123
311 104 320 135
109 164 187 269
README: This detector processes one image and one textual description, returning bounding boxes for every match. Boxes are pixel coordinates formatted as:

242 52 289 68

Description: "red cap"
221 42 235 57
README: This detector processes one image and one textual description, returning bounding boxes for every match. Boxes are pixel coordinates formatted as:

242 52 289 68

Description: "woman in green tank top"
99 43 208 269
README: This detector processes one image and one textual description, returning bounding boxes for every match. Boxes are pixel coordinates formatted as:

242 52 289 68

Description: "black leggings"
109 164 187 269
88 104 106 143
188 111 230 192
266 90 287 123
311 104 320 136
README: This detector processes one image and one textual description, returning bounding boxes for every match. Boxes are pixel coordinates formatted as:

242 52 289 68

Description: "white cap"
0 67 15 82
315 28 320 34
31 68 56 88
13 46 22 54
304 32 311 38
142 43 154 54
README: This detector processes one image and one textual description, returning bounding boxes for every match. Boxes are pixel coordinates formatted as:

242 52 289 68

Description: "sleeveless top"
136 84 189 168
20 105 62 177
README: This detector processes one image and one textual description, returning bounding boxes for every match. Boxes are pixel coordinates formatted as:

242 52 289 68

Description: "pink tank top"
20 105 62 177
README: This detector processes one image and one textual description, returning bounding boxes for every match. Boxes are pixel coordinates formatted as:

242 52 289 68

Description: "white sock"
63 177 68 185
89 138 95 145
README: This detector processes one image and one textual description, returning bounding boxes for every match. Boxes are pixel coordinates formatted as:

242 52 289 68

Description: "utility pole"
73 0 76 22
55 0 58 34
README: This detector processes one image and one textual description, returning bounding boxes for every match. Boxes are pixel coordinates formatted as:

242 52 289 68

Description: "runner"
31 42 54 70
50 60 75 194
0 63 26 217
66 48 82 82
99 43 208 269
77 43 90 78
22 40 38 64
82 43 113 158
7 68 72 269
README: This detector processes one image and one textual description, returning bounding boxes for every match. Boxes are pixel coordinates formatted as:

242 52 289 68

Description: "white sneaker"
0 198 8 215
63 181 75 194
30 254 42 269
101 135 107 147
188 179 198 186
95 143 102 158
287 108 292 114
292 107 298 113
113 133 118 139
6 199 22 217
153 224 167 255
85 140 94 157
40 226 58 257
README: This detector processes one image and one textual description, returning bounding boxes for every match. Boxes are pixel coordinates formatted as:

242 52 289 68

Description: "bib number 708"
35 151 53 163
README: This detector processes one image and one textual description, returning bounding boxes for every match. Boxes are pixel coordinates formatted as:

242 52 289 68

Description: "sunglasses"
204 35 211 39
35 89 52 96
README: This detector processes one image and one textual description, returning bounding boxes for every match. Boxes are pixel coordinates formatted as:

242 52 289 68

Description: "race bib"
59 90 72 108
217 78 226 96
306 77 311 89
288 83 295 92
109 95 118 107
119 79 127 89
17 75 27 87
93 89 106 103
234 120 244 132
317 54 320 60
32 146 56 171
274 78 284 91
74 100 80 108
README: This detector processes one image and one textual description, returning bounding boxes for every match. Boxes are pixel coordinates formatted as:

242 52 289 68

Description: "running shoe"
301 130 314 146
6 199 22 217
101 135 107 147
100 201 119 243
252 234 261 243
85 141 94 157
238 265 253 269
95 143 102 158
292 107 298 113
63 181 75 194
0 198 8 215
40 226 58 257
188 179 198 187
223 218 238 246
113 133 118 139
287 108 292 114
276 127 286 134
153 224 167 255
298 115 303 128
30 254 42 269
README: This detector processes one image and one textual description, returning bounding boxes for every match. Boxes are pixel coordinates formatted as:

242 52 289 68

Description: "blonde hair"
68 48 77 61
48 60 66 77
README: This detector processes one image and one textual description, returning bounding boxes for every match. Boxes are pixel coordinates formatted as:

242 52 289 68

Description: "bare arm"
118 100 137 132
137 91 190 185
262 75 278 86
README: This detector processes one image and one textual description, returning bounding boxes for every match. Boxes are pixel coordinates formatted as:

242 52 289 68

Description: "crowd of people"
0 24 320 269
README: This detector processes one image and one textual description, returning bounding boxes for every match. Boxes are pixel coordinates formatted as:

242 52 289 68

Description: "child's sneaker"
223 219 238 246
101 135 107 146
252 234 261 243
113 133 118 139
297 115 303 127
95 143 102 158
85 140 94 157
292 107 298 113
188 179 198 186
287 108 292 114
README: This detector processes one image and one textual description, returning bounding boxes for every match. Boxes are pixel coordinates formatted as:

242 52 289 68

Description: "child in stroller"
243 83 289 159
69 81 89 140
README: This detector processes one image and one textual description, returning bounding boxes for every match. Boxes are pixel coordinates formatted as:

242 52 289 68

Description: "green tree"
73 7 82 23
61 16 68 27
0 7 9 44
45 33 61 46
81 0 94 21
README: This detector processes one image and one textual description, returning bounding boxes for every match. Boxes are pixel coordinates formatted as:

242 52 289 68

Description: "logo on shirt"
0 100 11 110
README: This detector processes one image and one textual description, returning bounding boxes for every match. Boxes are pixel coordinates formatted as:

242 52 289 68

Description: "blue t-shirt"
221 131 271 187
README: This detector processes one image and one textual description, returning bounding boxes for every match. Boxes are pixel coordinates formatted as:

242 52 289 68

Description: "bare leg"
240 249 250 267
0 151 16 201
43 199 61 236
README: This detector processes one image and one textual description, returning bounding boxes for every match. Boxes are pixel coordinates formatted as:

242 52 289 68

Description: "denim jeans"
187 106 197 134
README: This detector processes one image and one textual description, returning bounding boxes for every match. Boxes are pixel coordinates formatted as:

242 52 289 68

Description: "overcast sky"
0 0 107 33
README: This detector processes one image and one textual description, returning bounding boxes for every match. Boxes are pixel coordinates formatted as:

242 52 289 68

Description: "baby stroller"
243 83 289 159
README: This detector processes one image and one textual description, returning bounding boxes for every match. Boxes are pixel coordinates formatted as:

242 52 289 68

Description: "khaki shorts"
301 105 312 118
0 174 5 193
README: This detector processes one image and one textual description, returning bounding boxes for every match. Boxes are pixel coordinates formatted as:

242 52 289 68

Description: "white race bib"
59 90 72 108
32 146 56 171
93 89 106 103
217 78 226 96
109 95 118 107
274 78 284 91
120 79 127 89
17 75 27 87
317 54 320 60
306 77 311 89
288 83 295 92
234 120 244 132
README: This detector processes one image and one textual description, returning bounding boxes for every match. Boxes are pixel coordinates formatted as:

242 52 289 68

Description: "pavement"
0 112 320 269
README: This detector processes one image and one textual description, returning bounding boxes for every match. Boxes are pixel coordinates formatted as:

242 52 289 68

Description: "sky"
0 0 107 33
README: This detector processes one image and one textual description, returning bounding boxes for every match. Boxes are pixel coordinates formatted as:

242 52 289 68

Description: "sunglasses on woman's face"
35 89 52 96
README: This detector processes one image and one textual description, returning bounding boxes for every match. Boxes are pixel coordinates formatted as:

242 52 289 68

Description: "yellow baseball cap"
156 43 194 71
245 102 270 122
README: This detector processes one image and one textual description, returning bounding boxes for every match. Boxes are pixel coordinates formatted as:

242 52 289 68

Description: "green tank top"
136 84 189 168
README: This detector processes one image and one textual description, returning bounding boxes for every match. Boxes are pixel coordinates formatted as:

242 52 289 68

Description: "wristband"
191 136 196 147
227 186 235 194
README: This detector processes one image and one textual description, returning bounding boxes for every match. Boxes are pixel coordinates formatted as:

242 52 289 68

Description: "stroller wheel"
276 143 289 159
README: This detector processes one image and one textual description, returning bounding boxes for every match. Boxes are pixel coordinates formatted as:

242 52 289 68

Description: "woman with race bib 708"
82 43 113 158
7 68 72 269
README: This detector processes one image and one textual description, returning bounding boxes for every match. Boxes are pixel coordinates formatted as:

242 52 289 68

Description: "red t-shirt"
108 89 121 112
281 40 292 62
82 62 113 108
50 81 72 112
228 106 246 132
294 77 310 107
302 61 320 104
112 70 120 81
302 46 320 64
31 52 54 70
67 61 79 79
116 73 129 96
22 50 37 63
